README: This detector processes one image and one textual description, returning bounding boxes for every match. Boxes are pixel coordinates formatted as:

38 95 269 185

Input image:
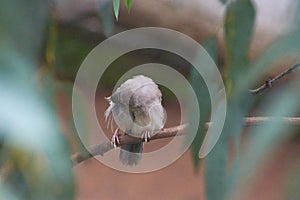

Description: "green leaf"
229 83 300 199
98 1 114 36
235 1 300 94
0 0 49 80
125 0 133 13
205 133 228 200
224 0 255 90
189 37 216 169
0 0 75 198
113 0 120 21
224 0 255 64
205 2 256 199
219 0 228 4
55 27 95 80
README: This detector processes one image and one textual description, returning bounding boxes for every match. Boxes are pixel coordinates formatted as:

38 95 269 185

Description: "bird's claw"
111 128 120 149
142 131 151 142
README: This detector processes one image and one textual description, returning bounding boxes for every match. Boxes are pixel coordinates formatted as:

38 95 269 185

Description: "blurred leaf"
205 133 227 200
224 2 300 198
224 0 255 92
236 0 300 93
230 82 300 199
202 37 218 62
55 28 95 80
125 0 133 13
205 101 249 200
0 0 48 64
219 0 228 4
0 0 75 199
205 1 256 200
0 0 49 81
98 0 114 36
293 0 300 27
224 0 255 64
0 82 75 199
44 19 58 71
113 0 120 21
190 37 216 169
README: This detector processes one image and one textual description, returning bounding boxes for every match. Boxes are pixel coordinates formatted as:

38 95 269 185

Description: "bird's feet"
142 131 151 142
111 128 120 149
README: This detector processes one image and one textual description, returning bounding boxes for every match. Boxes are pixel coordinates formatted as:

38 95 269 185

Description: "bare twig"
250 62 300 94
71 117 300 166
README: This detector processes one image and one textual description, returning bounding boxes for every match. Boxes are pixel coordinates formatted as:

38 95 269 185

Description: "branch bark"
250 62 300 94
71 117 300 166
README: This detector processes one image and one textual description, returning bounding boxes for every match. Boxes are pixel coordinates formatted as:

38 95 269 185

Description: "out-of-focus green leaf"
229 82 300 199
205 1 256 200
0 0 48 63
219 0 228 5
0 81 75 200
224 0 255 92
224 0 255 65
236 0 300 95
125 0 133 13
0 0 75 199
237 0 300 94
0 0 49 81
202 37 218 62
205 132 227 200
55 28 95 81
190 37 216 169
291 0 300 28
205 102 247 200
98 1 114 36
113 0 120 21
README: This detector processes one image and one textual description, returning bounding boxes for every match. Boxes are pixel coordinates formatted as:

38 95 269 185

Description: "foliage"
1 0 300 199
197 0 300 200
0 0 75 199
113 0 121 21
190 38 216 169
113 0 133 21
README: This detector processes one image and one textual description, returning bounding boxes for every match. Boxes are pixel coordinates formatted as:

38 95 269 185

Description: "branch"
250 62 300 94
71 117 300 166
71 124 188 165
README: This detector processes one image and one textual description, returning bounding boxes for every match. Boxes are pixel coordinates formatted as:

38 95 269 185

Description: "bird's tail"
119 142 143 166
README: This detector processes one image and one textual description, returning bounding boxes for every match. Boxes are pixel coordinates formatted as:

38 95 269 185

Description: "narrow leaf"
224 0 255 89
219 0 228 4
125 0 133 13
205 131 228 200
113 0 120 21
98 1 114 36
229 84 300 199
190 37 216 169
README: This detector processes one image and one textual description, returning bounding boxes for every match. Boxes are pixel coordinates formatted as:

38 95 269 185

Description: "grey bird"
104 75 166 166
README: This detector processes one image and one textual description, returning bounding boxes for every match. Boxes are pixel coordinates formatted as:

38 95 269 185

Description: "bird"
104 75 166 166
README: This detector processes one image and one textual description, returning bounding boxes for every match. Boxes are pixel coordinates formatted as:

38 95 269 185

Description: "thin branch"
71 124 188 165
250 62 300 94
71 117 300 166
243 117 300 126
